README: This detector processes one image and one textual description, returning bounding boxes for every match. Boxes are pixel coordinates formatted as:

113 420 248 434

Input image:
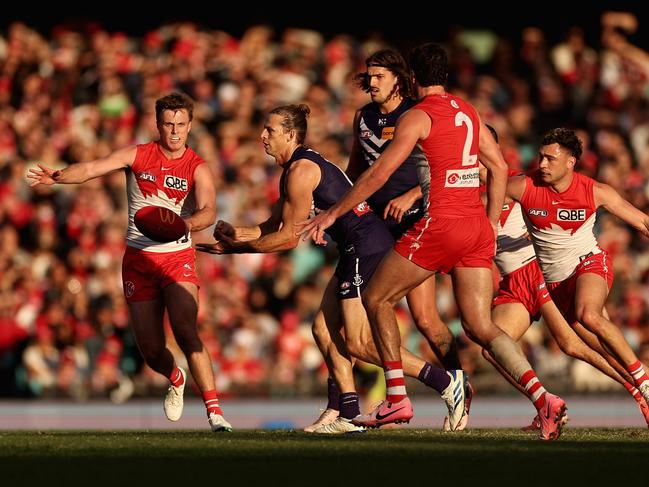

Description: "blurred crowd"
1 12 648 402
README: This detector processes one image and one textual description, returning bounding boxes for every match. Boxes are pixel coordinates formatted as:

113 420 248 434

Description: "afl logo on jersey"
557 209 586 221
139 172 157 182
360 130 373 140
451 100 459 109
164 175 188 191
528 208 548 217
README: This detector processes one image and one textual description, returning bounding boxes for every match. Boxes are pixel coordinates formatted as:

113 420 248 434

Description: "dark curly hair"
353 49 416 101
541 128 583 160
269 104 311 144
408 43 448 87
155 92 194 124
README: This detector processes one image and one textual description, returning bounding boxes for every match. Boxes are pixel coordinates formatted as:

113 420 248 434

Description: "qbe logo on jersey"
557 208 586 221
445 168 480 187
164 175 188 191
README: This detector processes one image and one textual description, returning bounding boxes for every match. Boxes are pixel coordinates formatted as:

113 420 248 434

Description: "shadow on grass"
1 429 647 486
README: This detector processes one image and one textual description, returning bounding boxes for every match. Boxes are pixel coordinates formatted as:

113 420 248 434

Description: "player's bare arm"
594 181 649 238
478 118 508 227
297 109 427 243
198 159 319 254
506 174 527 203
214 198 285 243
184 163 217 232
27 146 137 186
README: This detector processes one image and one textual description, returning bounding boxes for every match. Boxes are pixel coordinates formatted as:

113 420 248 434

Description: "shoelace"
318 419 342 433
168 386 182 406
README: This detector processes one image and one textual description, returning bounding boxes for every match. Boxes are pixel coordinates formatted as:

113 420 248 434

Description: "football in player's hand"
134 206 186 242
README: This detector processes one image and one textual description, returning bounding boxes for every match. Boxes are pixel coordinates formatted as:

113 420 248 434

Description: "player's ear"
568 156 576 169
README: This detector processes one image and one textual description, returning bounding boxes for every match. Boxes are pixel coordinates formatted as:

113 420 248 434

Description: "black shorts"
382 203 424 240
334 251 387 300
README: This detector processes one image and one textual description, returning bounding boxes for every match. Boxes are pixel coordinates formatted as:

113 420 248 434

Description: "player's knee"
411 307 444 330
174 332 202 354
361 292 386 316
311 320 328 347
412 315 433 333
463 323 493 347
345 337 362 359
556 338 580 359
577 309 605 333
345 336 369 361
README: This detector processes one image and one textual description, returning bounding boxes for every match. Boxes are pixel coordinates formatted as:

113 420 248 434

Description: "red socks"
520 370 547 410
384 361 407 403
169 367 185 388
202 389 223 416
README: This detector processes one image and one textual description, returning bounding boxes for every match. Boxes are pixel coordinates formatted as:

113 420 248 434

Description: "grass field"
1 428 647 486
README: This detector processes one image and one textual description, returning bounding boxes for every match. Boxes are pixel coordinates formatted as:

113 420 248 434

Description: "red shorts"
493 259 551 320
394 215 494 274
546 251 614 325
122 246 199 303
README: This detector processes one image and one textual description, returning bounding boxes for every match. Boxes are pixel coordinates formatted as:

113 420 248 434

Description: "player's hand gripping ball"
134 206 187 242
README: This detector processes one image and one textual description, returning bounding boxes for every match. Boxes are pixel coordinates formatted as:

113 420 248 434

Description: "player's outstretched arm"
594 182 649 237
298 109 424 244
27 146 136 186
213 199 285 244
198 159 319 254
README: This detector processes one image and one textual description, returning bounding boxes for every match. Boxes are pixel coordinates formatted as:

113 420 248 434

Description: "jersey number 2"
455 111 478 167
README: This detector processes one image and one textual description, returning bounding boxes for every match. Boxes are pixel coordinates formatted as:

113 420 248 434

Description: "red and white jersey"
520 172 601 283
415 94 484 219
495 201 536 275
126 142 205 252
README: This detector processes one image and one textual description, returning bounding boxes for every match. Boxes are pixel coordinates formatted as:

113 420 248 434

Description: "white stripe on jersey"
531 212 601 283
125 171 194 252
358 117 388 163
495 202 536 276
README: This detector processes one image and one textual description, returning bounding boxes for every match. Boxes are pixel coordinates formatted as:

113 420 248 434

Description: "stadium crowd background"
1 10 648 404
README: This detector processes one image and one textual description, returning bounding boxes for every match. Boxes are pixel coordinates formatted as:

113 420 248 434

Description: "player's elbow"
491 158 508 177
204 207 217 225
283 233 300 250
190 207 217 232
288 236 300 249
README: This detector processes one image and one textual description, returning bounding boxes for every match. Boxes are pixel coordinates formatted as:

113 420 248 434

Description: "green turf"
1 429 647 486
